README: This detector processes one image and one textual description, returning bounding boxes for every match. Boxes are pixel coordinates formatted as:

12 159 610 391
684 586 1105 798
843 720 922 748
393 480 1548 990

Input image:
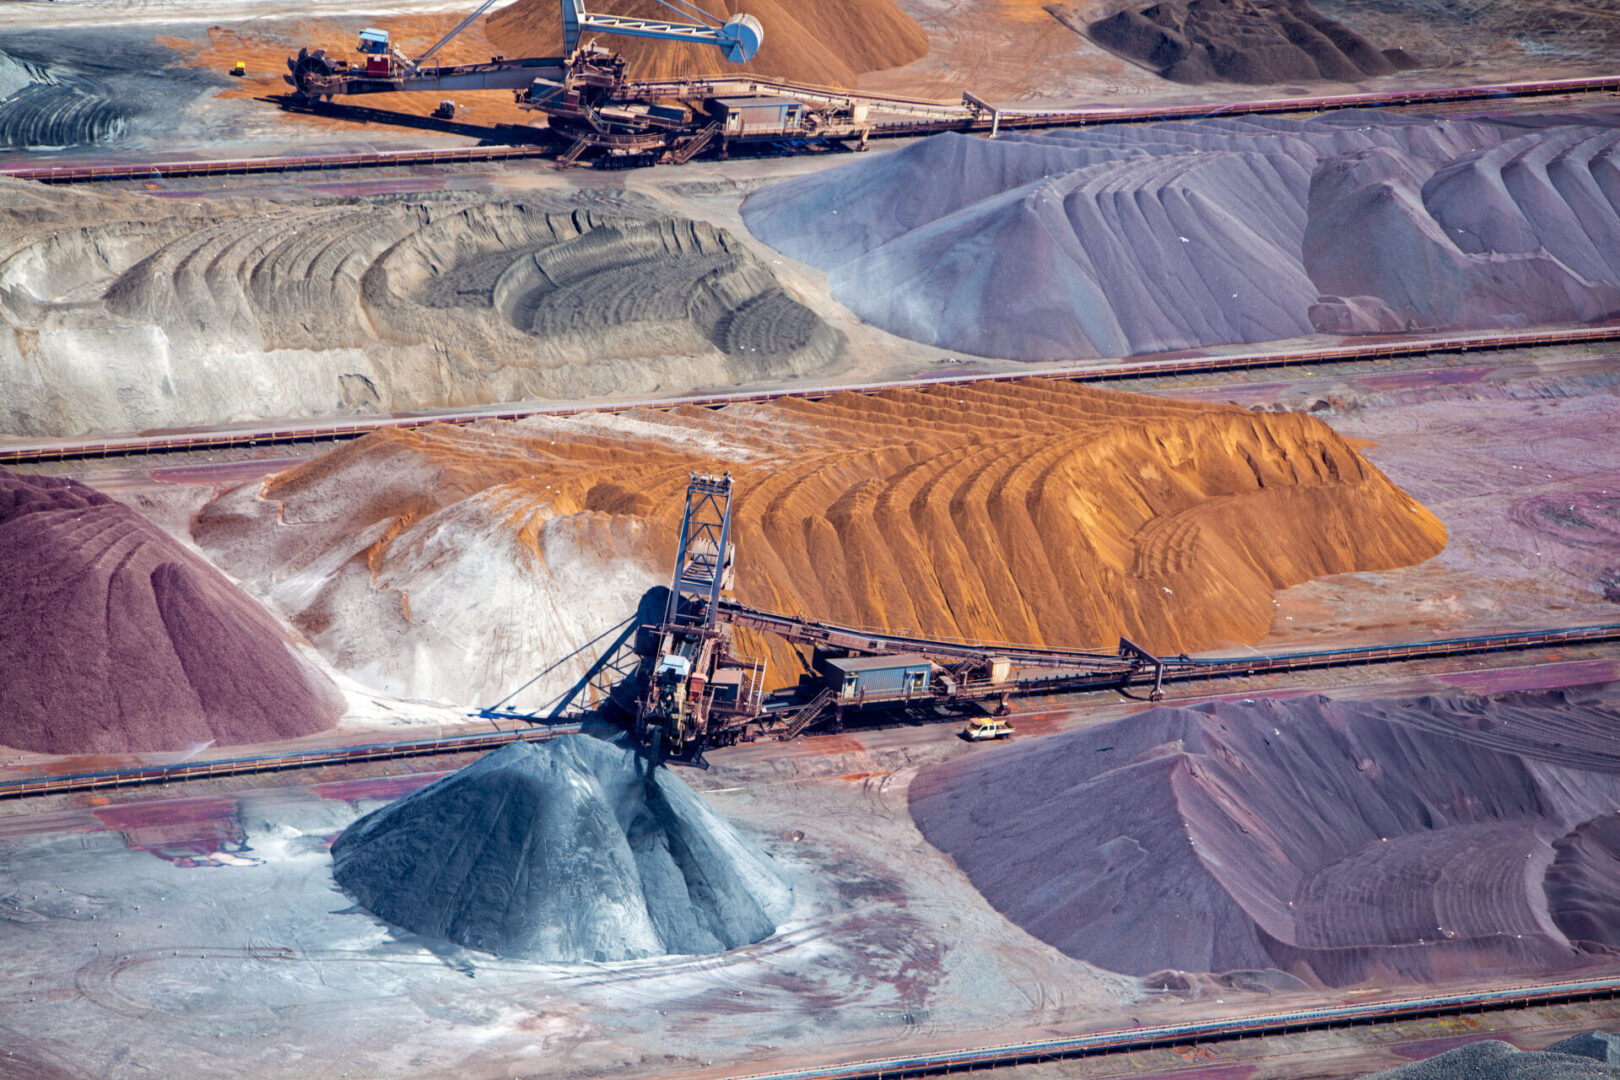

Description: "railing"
0 144 554 184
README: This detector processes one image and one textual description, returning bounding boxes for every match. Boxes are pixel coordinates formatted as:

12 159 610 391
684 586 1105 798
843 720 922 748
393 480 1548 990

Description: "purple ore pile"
331 736 794 962
743 112 1620 360
910 693 1620 987
0 468 344 754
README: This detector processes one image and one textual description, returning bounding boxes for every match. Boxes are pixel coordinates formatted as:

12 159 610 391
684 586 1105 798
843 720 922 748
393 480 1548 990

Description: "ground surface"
2 650 1617 1080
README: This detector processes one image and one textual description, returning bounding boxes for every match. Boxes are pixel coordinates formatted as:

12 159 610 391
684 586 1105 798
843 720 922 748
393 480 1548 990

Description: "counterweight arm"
564 0 762 61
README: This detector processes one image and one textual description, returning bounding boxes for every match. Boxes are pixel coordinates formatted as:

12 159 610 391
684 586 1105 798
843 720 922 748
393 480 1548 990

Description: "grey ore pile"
1078 0 1417 84
1361 1031 1620 1078
332 735 793 962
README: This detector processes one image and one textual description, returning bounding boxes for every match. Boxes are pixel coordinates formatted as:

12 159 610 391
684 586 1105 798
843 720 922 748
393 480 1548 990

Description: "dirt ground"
158 15 541 128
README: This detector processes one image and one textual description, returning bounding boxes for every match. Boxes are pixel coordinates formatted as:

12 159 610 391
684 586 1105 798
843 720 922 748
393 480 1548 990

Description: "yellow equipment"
231 61 247 77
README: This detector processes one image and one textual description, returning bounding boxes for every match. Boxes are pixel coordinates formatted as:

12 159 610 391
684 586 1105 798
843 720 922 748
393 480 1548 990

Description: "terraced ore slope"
0 184 840 438
743 110 1620 361
910 692 1620 988
194 379 1444 710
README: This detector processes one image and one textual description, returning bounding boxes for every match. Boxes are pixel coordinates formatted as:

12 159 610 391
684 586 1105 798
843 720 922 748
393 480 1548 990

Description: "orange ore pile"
197 381 1445 705
485 0 929 85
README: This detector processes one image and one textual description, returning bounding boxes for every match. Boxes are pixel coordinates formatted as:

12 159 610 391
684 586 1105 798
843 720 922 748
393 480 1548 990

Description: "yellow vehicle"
231 61 247 77
962 716 1014 741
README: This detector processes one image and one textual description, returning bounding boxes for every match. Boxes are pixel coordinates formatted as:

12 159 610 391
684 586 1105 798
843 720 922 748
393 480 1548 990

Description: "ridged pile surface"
0 46 129 149
332 736 793 961
195 380 1444 710
0 186 837 437
743 111 1620 361
0 469 344 754
910 693 1620 988
1306 123 1620 333
486 0 927 86
1081 0 1413 84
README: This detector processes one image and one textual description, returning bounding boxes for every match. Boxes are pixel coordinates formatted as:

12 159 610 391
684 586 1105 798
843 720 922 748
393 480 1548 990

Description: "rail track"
3 622 1614 801
724 975 1620 1080
1 73 1615 185
4 322 1617 465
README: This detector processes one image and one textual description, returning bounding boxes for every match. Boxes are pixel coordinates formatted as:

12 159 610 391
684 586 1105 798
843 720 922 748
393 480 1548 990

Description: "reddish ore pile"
910 693 1620 988
0 469 344 754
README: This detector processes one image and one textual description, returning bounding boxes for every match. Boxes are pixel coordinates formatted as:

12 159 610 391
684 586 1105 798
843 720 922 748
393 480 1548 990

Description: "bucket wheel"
283 48 337 103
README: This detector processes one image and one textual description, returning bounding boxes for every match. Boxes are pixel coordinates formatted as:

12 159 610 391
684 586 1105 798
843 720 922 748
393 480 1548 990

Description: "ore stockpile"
192 381 1444 712
1357 1032 1620 1078
0 33 215 151
332 735 793 962
486 0 928 86
0 185 838 439
1078 0 1418 85
910 693 1620 987
0 468 344 754
742 110 1620 361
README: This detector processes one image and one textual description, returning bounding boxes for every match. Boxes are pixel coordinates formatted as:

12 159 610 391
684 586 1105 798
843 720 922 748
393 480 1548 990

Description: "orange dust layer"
158 19 538 128
239 380 1446 688
486 0 928 87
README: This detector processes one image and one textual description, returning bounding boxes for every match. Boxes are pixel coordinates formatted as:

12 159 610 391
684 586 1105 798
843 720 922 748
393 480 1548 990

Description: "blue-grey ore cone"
331 735 793 961
1358 1034 1620 1078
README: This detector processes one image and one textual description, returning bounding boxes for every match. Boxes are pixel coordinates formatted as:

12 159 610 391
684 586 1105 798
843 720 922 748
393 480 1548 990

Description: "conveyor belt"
4 322 1617 465
2 73 1615 185
4 622 1613 800
724 975 1620 1080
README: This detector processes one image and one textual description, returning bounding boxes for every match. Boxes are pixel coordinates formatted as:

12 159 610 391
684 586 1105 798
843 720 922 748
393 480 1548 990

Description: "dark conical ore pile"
331 736 793 962
1355 1032 1620 1079
0 468 344 753
911 693 1620 988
